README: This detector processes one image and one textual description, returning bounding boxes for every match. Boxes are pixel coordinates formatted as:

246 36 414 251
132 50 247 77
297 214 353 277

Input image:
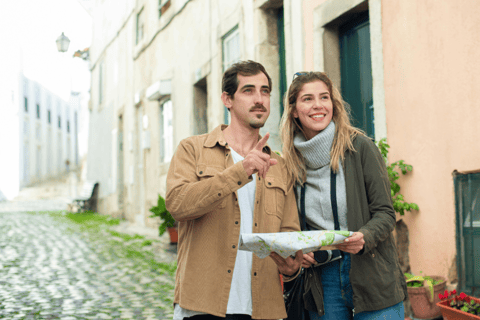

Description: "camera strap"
300 169 339 231
301 169 343 265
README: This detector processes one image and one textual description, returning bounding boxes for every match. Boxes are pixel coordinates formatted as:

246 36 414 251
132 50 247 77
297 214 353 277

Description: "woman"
279 72 407 320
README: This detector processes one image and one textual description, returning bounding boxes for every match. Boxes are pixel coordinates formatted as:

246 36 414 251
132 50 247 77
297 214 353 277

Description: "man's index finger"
255 132 270 151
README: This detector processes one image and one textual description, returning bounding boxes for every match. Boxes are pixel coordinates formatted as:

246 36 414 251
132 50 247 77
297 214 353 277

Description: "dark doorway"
194 77 208 135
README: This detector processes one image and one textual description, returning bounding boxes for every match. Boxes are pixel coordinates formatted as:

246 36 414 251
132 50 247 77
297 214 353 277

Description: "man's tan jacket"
166 125 300 319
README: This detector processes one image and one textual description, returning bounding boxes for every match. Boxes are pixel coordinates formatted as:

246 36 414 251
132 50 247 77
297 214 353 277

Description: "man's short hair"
222 60 272 99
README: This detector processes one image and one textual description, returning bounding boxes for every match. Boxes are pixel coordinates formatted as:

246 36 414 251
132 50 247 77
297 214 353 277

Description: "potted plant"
405 272 446 319
149 194 178 244
437 290 480 319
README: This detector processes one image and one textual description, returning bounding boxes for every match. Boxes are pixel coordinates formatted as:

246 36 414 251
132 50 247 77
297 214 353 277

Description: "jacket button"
235 221 238 224
268 182 272 185
218 193 221 196
228 270 231 273
232 245 236 248
254 272 257 276
199 171 203 174
237 181 241 185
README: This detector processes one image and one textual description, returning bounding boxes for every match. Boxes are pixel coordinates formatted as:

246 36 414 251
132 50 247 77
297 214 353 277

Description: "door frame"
313 0 387 141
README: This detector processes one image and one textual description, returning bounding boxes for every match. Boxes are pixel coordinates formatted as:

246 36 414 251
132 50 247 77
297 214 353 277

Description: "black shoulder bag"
283 185 309 320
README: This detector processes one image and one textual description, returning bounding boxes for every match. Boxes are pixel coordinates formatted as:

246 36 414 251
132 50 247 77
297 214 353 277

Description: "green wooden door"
277 7 287 117
454 171 480 295
339 13 374 139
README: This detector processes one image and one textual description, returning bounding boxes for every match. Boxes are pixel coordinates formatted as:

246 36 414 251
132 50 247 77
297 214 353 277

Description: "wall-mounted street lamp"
56 32 71 53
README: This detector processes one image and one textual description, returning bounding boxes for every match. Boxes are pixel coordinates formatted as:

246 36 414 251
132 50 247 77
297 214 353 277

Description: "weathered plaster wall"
382 0 480 278
303 0 329 71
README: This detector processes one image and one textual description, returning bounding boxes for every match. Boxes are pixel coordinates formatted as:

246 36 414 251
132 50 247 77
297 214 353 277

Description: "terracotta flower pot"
168 226 178 244
437 296 480 320
408 276 446 319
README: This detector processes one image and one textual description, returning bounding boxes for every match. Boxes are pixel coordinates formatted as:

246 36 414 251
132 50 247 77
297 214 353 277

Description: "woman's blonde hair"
279 72 364 185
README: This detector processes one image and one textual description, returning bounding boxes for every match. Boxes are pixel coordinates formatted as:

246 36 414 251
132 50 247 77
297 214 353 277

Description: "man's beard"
249 118 266 129
249 104 267 128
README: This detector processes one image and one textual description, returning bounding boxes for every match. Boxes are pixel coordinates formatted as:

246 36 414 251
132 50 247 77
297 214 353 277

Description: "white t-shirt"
173 148 256 319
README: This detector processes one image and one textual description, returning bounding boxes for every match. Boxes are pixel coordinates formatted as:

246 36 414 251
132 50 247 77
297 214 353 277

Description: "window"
454 170 480 294
48 110 51 124
159 99 173 162
159 0 171 18
99 61 104 104
136 8 145 45
222 26 241 72
36 104 40 119
58 116 61 129
24 97 28 112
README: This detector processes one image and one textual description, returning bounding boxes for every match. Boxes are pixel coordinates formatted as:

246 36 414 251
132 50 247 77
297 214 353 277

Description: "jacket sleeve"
357 138 396 254
166 139 253 222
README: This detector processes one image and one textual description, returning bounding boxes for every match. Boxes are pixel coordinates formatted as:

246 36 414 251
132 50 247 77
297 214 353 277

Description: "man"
166 60 302 320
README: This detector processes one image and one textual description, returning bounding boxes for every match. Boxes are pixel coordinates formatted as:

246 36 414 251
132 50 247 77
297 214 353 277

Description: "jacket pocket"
264 177 287 217
196 165 226 209
375 240 394 265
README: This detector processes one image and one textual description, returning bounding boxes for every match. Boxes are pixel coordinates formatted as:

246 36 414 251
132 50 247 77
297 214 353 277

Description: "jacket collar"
204 124 272 154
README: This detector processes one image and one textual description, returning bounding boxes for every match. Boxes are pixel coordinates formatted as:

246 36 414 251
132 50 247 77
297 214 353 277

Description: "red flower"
451 289 457 295
459 292 467 300
439 293 444 300
444 290 449 297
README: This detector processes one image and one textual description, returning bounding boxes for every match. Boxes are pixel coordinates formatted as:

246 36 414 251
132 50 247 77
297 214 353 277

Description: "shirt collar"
204 124 272 155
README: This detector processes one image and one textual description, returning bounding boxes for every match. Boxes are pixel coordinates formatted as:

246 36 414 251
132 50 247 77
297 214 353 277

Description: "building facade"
0 74 80 200
87 0 480 294
299 0 480 294
88 0 291 226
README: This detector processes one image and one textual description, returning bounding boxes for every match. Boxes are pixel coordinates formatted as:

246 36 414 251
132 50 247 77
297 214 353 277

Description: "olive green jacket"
304 134 408 315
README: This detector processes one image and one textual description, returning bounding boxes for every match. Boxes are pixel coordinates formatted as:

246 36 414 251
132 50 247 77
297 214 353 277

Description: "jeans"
308 253 404 320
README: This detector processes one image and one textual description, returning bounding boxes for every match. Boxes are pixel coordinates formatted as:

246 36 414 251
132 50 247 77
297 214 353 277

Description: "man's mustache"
249 105 267 112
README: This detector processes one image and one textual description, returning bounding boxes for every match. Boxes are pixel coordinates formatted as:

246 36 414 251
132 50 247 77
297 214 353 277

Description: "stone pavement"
0 175 178 319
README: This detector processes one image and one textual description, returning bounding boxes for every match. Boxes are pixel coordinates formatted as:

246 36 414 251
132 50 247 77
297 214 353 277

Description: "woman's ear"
292 108 298 118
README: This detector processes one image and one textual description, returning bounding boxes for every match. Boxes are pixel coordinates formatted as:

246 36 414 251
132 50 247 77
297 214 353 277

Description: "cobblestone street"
0 198 177 319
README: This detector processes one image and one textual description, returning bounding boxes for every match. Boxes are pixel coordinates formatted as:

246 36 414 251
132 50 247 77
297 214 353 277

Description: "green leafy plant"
149 194 176 236
377 138 420 215
405 272 444 302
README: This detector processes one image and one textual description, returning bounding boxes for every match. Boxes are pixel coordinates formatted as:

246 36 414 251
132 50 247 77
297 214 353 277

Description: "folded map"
238 230 353 259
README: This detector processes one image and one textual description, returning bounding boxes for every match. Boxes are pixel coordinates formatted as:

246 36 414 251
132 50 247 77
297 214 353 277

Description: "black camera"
313 250 342 266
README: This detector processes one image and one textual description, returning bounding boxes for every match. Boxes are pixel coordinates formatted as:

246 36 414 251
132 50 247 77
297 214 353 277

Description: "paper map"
238 230 353 259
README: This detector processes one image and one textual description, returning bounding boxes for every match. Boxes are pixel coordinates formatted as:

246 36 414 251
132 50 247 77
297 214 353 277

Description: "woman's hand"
335 232 365 254
302 252 316 268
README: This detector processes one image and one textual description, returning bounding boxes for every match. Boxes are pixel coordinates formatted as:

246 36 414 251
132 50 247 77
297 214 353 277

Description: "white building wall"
17 76 80 188
88 0 290 224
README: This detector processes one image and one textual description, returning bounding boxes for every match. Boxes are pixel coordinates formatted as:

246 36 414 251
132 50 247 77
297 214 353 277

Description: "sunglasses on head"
292 72 310 81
